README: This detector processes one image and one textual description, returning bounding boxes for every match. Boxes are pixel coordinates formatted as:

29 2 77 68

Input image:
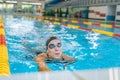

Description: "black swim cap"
46 36 59 50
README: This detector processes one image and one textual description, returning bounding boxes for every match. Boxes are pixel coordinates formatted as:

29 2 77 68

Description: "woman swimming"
34 36 75 71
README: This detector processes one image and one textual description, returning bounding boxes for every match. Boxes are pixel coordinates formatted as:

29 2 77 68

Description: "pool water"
4 17 120 74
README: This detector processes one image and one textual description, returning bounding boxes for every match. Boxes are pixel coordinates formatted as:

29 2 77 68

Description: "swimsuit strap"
62 56 65 60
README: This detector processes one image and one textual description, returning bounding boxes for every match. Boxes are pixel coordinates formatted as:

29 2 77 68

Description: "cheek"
59 48 62 51
48 49 55 53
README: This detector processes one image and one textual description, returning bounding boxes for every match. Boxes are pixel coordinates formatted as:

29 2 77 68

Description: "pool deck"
0 67 120 80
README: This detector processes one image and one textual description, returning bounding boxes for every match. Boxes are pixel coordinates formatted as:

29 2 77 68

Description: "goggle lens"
49 43 61 49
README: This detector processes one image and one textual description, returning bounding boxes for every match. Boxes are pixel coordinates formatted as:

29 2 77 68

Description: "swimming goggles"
48 43 62 49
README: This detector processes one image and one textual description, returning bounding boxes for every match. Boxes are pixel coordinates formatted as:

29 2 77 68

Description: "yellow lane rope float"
92 29 114 36
100 24 112 28
62 19 68 22
67 24 79 29
53 22 61 25
71 20 78 23
83 21 92 25
44 20 50 23
0 21 10 75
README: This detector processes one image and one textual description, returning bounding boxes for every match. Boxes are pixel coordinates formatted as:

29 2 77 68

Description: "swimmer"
34 36 75 71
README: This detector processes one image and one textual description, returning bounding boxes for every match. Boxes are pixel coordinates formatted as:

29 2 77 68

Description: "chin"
54 55 61 59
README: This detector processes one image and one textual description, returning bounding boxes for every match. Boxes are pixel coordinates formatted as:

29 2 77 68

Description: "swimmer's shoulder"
35 53 48 61
61 53 75 61
37 52 48 57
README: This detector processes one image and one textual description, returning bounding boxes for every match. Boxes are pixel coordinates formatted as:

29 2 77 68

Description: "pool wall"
0 67 120 80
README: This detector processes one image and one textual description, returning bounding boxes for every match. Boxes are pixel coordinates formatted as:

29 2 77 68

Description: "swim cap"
46 36 59 50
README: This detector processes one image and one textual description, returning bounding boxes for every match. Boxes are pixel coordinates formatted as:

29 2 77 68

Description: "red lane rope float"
92 22 100 26
78 22 83 24
109 22 115 25
79 27 92 31
0 34 6 45
61 24 68 26
113 25 120 29
68 20 71 22
113 33 120 37
0 26 3 28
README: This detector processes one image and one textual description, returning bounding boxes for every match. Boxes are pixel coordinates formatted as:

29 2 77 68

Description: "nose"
54 46 59 51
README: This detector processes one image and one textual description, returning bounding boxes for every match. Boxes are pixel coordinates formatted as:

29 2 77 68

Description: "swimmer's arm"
37 62 51 71
34 53 51 71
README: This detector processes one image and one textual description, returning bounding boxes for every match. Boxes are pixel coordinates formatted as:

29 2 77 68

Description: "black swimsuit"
46 53 76 64
45 53 66 63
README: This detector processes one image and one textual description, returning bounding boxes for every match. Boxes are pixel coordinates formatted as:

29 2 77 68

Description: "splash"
86 32 99 49
5 18 34 36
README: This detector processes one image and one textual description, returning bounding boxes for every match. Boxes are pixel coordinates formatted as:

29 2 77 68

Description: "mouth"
54 53 61 58
55 53 60 56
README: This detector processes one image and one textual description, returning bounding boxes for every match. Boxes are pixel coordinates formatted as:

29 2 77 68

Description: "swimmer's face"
47 39 62 59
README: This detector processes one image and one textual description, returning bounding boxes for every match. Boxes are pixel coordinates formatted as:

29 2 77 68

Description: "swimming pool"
4 16 120 74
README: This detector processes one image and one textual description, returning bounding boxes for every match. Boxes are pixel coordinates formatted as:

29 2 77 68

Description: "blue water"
4 17 120 74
